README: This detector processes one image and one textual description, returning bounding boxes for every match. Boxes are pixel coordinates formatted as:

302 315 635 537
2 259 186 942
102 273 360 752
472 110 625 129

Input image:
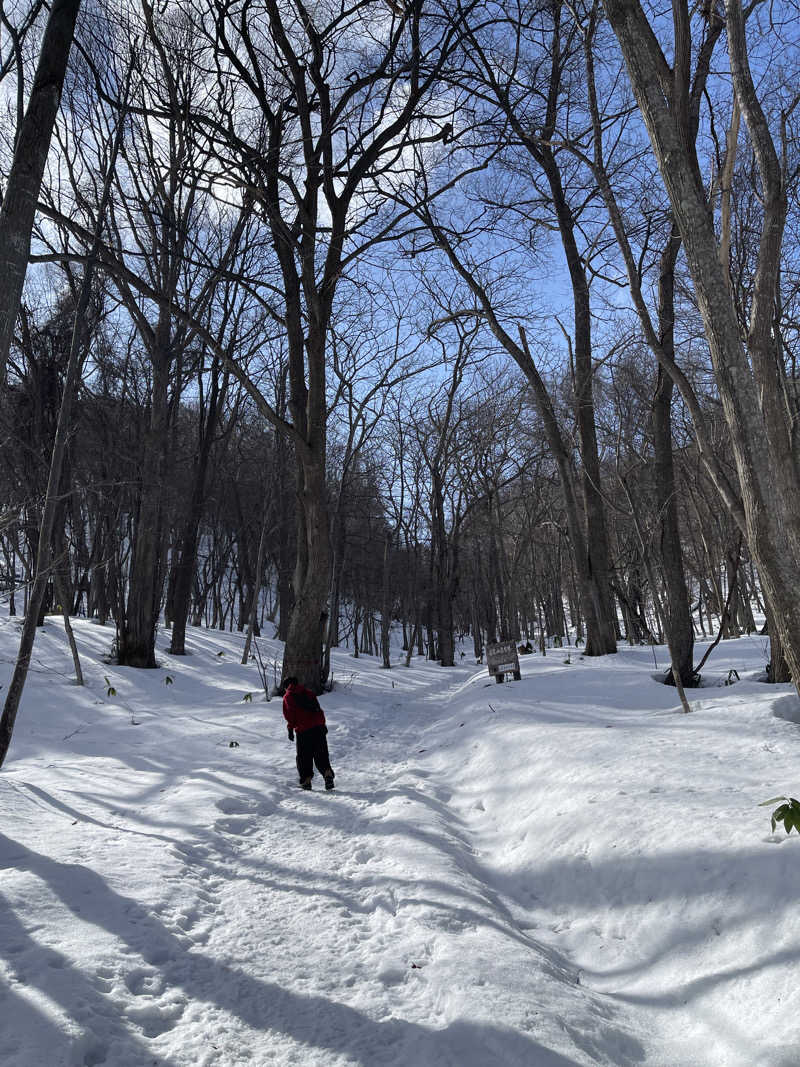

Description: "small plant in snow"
761 795 800 835
242 692 252 702
104 676 116 697
216 650 225 657
164 675 174 686
724 668 740 686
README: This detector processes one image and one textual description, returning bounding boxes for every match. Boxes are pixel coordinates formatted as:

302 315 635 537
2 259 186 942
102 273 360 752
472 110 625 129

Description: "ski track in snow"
1 621 799 1065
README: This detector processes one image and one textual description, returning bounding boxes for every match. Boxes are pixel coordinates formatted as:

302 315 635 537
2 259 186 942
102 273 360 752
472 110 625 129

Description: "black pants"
296 725 333 782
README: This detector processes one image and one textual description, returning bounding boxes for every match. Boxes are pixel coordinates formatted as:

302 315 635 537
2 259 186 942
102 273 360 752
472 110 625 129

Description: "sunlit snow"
1 619 798 1066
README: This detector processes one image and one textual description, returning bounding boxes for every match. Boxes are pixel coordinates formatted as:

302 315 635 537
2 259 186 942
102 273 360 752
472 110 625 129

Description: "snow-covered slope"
0 618 798 1066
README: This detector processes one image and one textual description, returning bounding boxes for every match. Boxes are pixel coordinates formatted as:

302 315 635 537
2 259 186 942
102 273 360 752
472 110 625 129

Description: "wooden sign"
486 640 521 683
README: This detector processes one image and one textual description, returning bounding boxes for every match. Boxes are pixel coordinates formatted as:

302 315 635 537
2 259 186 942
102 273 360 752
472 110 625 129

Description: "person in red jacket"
282 676 335 790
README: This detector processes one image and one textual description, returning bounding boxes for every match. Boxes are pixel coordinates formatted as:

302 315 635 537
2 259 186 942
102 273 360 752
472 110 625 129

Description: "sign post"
486 640 521 684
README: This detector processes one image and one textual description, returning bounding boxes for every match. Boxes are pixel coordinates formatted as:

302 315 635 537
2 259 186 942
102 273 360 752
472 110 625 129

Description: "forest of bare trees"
1 0 799 763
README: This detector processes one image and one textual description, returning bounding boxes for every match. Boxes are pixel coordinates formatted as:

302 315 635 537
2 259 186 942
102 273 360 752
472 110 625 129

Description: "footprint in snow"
81 1041 109 1067
93 966 116 993
214 815 257 836
369 888 398 915
126 999 185 1039
141 944 172 967
168 841 211 866
195 887 221 906
173 902 215 943
214 797 256 815
124 967 165 998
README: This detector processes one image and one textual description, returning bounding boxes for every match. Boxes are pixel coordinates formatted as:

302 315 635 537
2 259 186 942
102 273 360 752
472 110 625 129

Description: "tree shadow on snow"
483 843 800 1007
211 782 799 1051
0 831 634 1067
770 692 800 725
0 885 180 1067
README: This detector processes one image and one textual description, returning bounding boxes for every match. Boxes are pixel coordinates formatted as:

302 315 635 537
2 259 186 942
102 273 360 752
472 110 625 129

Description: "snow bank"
0 619 798 1065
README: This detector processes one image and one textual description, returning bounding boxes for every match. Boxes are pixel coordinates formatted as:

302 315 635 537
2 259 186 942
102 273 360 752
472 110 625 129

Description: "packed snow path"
1 621 799 1065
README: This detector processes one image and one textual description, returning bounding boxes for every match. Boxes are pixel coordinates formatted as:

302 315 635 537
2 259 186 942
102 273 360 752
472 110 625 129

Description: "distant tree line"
0 283 762 674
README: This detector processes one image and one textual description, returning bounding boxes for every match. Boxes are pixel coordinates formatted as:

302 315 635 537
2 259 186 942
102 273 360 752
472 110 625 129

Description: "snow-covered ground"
1 617 798 1066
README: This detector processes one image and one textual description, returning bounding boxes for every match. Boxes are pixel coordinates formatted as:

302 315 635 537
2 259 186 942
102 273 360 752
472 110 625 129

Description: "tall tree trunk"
428 224 616 659
169 361 226 655
276 505 294 643
765 608 791 683
119 320 170 667
487 3 617 657
380 530 392 669
322 480 348 682
55 571 83 686
0 0 82 384
540 147 617 655
242 495 270 665
431 469 456 667
281 449 330 692
653 226 695 685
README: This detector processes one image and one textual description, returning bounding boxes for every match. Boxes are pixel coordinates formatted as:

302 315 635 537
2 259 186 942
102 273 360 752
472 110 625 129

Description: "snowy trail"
0 639 632 1065
2 622 800 1065
113 665 647 1066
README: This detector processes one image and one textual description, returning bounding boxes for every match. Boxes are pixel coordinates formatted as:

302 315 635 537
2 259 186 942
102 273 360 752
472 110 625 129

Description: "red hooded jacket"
282 682 326 733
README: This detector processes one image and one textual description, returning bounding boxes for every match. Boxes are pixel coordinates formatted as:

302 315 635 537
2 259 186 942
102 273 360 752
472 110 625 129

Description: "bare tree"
0 0 81 385
0 66 127 768
599 0 800 692
452 0 618 653
190 0 470 690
